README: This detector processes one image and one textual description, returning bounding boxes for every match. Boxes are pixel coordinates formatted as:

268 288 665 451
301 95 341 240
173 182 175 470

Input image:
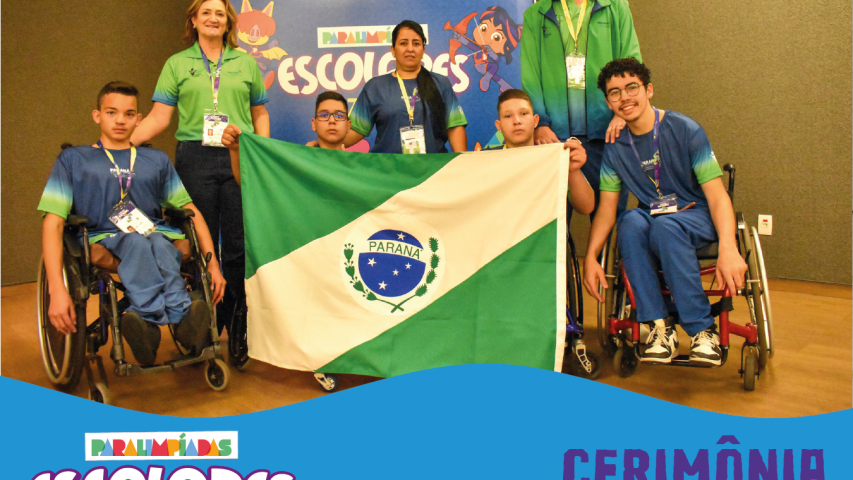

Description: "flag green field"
240 133 568 377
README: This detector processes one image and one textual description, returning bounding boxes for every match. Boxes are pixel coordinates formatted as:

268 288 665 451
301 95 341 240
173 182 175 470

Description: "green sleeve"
520 8 552 128
248 58 269 107
615 0 642 61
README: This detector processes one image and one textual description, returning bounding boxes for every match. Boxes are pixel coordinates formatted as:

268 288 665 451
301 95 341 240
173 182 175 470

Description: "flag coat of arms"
239 133 568 378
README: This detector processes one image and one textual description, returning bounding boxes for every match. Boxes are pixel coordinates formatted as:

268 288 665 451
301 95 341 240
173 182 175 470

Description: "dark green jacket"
521 0 641 140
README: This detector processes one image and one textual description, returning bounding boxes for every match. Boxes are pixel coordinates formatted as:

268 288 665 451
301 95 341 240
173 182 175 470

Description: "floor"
1 277 850 418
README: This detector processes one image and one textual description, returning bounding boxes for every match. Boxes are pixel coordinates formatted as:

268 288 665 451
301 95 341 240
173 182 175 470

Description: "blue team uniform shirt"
599 110 723 211
37 146 192 243
349 72 467 154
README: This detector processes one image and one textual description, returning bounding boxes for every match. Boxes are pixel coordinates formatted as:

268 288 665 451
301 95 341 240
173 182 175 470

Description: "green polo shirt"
152 42 269 142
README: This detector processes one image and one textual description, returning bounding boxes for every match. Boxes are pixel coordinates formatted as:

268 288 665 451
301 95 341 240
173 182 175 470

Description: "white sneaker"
641 319 678 363
690 325 722 366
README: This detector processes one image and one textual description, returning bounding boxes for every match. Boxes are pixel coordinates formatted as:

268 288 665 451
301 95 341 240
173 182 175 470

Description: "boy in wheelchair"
582 59 747 366
38 81 226 366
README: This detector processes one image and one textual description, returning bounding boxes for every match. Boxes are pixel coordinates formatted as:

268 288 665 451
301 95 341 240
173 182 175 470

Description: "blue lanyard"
97 140 136 200
627 108 663 197
199 44 225 111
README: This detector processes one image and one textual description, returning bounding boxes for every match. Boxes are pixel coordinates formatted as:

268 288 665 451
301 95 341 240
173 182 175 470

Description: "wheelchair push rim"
37 257 85 390
749 226 773 363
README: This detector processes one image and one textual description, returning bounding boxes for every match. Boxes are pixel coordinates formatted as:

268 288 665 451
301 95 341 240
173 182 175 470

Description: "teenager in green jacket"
521 0 641 216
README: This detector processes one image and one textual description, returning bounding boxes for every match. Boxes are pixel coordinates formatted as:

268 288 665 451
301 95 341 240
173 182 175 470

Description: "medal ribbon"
627 108 664 198
200 43 225 111
395 71 419 127
98 140 136 201
559 0 587 53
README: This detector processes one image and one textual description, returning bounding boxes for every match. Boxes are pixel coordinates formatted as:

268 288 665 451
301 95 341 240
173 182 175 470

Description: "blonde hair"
184 0 239 49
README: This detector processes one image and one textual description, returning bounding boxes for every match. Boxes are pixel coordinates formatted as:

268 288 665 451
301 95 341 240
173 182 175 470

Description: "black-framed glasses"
316 111 347 122
606 83 643 102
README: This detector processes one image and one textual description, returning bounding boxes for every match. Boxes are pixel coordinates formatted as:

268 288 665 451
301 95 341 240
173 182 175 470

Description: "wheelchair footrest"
115 345 218 376
645 354 724 368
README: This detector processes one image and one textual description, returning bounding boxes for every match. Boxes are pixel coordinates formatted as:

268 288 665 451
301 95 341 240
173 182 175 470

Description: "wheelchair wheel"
597 230 619 352
204 358 230 391
742 346 758 391
567 233 583 325
746 227 773 368
612 345 638 378
37 257 86 393
569 348 601 380
88 382 112 405
315 373 339 392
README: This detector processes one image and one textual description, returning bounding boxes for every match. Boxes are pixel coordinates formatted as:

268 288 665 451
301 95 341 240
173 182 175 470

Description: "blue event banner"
4 365 848 479
242 0 525 150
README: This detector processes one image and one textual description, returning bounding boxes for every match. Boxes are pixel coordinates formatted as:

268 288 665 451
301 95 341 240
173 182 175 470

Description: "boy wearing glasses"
582 59 746 366
223 91 351 183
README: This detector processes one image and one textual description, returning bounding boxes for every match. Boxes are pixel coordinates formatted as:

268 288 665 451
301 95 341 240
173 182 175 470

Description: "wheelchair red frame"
597 164 773 391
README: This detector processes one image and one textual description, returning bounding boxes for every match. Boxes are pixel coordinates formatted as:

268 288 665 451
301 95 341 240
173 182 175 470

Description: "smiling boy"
38 82 225 366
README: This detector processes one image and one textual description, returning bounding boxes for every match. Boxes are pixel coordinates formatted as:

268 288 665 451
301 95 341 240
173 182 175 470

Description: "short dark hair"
597 58 652 95
497 89 533 113
97 81 139 109
315 91 348 115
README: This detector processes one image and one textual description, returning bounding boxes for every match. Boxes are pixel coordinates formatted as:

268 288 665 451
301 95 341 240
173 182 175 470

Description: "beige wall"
3 1 852 285
570 0 852 284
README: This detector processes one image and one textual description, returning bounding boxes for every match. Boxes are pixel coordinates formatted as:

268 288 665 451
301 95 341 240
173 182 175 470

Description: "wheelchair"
564 231 601 379
37 146 231 404
595 164 773 391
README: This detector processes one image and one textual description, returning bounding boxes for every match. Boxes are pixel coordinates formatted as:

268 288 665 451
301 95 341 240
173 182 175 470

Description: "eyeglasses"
606 83 643 102
316 111 347 122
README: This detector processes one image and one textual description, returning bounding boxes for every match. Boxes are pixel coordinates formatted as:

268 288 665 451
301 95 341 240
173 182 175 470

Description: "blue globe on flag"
358 230 426 297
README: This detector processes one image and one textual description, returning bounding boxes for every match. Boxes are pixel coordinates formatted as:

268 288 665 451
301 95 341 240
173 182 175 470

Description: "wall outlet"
758 214 772 235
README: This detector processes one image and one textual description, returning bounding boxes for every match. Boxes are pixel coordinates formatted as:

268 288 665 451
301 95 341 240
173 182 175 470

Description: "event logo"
342 212 444 315
317 25 430 48
84 432 237 460
278 52 470 96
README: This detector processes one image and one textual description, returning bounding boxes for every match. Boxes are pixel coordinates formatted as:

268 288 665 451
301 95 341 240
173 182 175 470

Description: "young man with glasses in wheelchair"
38 81 226 367
582 59 747 366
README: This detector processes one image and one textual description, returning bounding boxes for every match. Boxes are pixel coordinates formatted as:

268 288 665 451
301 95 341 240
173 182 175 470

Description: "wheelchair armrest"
164 208 195 219
66 215 89 226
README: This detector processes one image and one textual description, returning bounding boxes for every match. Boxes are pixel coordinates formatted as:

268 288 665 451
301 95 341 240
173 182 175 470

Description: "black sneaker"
690 325 722 365
174 300 211 356
641 319 678 363
121 312 161 366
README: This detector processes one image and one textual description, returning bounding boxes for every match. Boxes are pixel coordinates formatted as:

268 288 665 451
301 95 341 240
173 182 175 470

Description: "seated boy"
38 81 226 366
223 91 352 183
583 59 747 365
494 89 594 214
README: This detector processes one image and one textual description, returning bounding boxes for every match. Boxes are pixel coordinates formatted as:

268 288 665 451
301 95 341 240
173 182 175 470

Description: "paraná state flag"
239 133 568 378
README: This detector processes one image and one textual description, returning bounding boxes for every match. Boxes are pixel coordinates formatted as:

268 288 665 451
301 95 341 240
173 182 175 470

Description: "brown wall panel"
2 0 188 285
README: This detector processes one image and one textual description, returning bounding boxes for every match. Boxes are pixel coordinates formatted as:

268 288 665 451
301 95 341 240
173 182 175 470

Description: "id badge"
202 110 229 147
650 193 678 216
108 199 157 235
566 52 586 90
400 125 427 154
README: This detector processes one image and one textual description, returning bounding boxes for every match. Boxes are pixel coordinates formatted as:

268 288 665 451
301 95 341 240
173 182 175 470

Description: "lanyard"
395 71 419 126
200 44 225 111
98 140 136 201
627 108 664 198
559 0 587 53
